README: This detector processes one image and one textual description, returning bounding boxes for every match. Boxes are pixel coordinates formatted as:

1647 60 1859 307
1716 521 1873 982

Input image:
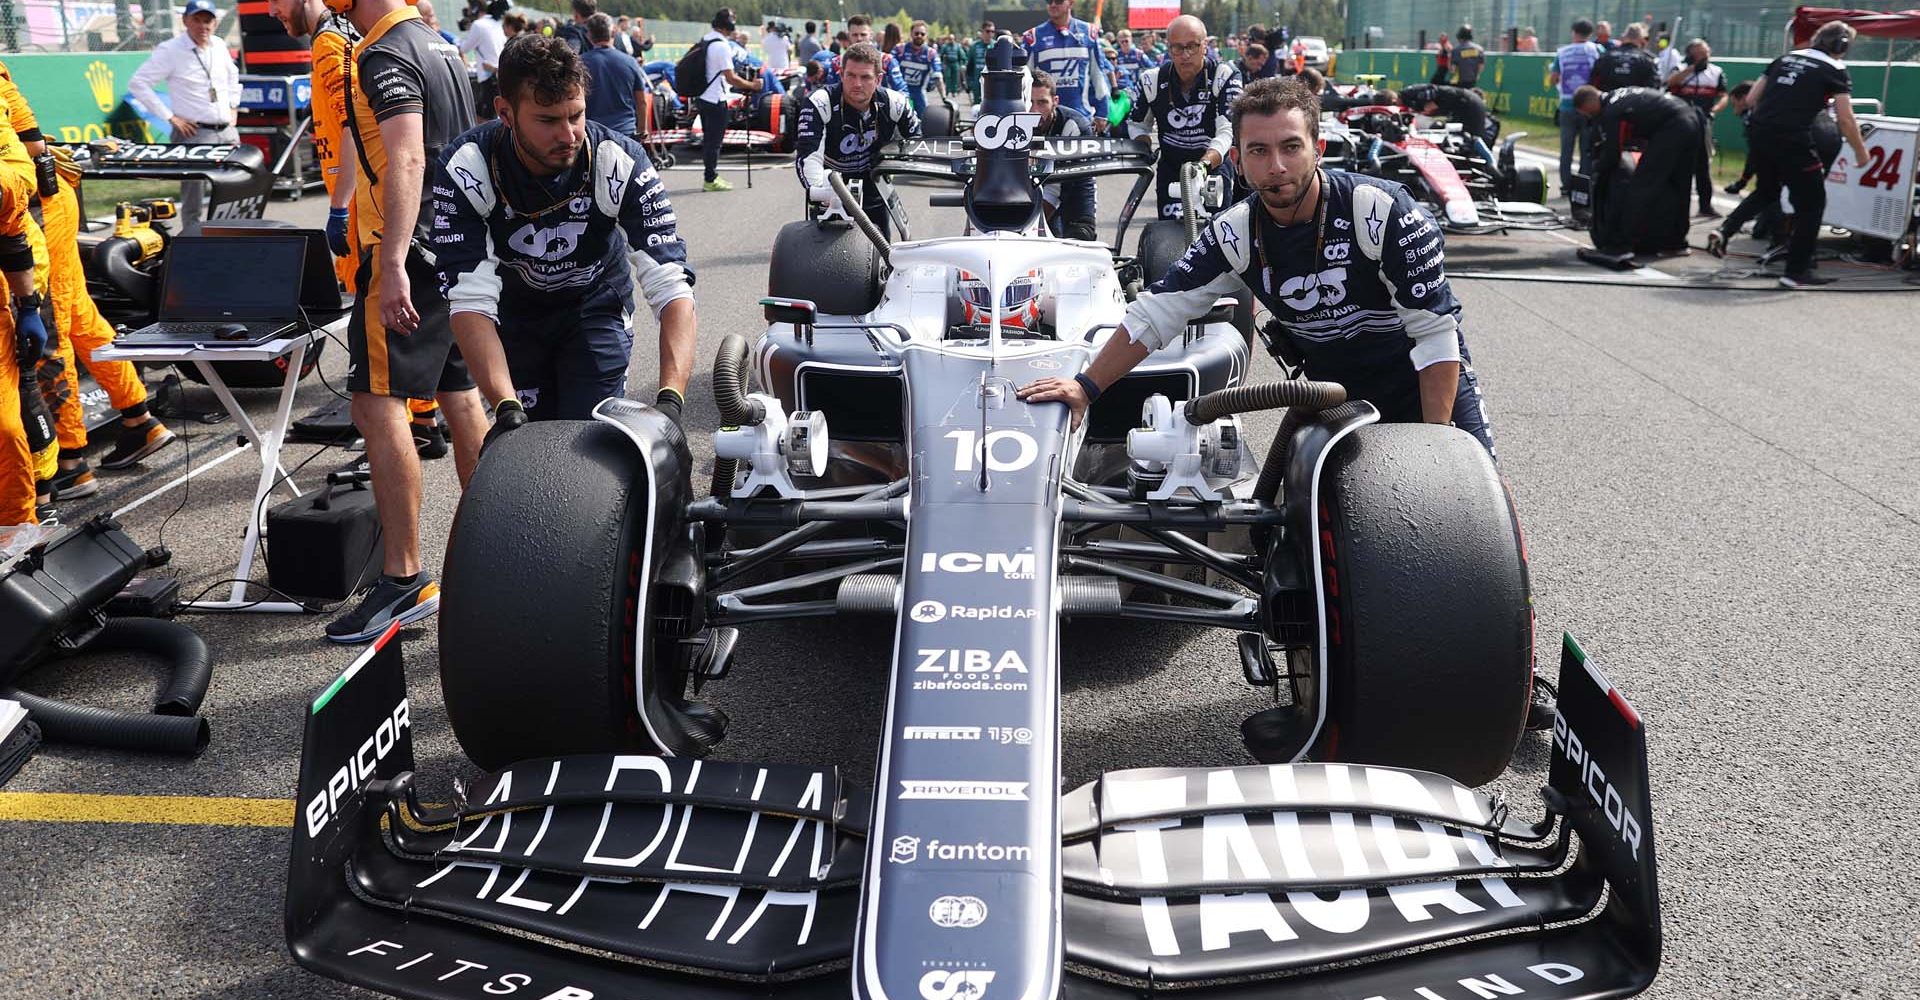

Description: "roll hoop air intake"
2 617 213 755
710 334 767 498
1180 380 1353 510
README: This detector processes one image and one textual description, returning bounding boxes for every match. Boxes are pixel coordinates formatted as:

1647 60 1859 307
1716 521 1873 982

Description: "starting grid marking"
0 791 295 827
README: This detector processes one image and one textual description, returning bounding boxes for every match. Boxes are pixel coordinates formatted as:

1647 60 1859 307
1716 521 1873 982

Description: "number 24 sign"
1855 145 1906 189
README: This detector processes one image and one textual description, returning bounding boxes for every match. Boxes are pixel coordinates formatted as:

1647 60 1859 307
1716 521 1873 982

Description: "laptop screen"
159 236 308 322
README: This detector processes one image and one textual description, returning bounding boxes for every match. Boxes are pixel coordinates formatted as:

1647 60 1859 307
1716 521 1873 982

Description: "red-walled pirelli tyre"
1311 422 1533 786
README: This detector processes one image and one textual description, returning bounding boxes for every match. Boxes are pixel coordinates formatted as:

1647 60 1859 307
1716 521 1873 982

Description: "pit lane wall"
1333 48 1920 155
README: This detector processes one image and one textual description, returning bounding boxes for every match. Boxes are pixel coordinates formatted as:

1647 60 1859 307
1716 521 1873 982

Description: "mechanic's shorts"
347 245 474 400
497 292 634 421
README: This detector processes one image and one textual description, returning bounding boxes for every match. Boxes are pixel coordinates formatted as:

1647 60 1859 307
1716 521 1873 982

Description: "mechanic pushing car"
1124 14 1240 220
1024 0 1114 122
1573 84 1698 257
1030 70 1097 241
429 35 696 431
824 15 907 93
1017 77 1553 728
891 20 944 116
793 42 921 238
1397 82 1496 148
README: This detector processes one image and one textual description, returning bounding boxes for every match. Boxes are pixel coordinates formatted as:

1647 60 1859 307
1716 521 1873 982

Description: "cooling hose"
0 617 214 754
1183 379 1347 425
829 170 892 265
710 333 764 499
1251 399 1376 510
84 617 213 716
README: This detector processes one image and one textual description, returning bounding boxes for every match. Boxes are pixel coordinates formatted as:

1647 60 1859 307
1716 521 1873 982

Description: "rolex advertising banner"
1 53 173 144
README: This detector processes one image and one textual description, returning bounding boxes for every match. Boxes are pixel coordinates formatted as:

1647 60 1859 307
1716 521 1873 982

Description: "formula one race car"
1323 104 1559 234
286 43 1663 1000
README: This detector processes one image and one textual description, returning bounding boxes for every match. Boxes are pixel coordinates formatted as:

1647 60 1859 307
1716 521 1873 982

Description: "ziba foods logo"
86 61 116 113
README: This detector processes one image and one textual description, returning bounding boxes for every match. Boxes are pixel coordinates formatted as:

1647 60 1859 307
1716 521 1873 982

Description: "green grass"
73 178 180 219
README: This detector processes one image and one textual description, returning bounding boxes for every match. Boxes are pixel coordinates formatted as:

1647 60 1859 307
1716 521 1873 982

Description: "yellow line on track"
0 791 295 827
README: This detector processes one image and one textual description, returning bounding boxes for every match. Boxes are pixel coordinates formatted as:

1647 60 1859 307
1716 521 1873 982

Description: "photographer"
1665 38 1726 217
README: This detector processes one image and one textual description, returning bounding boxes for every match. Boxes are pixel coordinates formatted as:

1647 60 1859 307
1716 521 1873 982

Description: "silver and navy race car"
286 42 1662 1000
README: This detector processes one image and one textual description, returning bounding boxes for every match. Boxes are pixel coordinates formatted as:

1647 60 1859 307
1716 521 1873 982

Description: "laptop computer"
118 235 307 348
197 224 349 314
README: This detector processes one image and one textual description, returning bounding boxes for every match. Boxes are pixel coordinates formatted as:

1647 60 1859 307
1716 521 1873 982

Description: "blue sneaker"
325 574 440 644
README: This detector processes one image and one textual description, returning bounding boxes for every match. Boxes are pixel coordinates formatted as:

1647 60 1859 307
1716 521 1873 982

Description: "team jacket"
891 42 942 90
793 85 921 194
1126 59 1241 157
1038 104 1096 225
1592 45 1658 91
1592 87 1696 175
1022 18 1112 113
1125 171 1464 421
1112 47 1156 90
429 119 693 323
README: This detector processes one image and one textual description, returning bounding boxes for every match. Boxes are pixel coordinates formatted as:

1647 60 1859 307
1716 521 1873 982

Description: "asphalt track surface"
1 155 1917 1000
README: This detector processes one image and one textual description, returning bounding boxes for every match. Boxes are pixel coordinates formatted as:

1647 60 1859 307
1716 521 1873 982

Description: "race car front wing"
287 630 1661 1000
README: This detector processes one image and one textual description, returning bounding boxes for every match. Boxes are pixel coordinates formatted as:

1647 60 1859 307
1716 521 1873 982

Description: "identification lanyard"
1251 169 1328 303
191 44 219 105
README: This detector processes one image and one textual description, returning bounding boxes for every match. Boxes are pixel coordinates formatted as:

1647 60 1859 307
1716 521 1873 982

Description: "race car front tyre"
1139 220 1253 346
1311 422 1532 786
770 219 883 315
1510 164 1548 203
923 100 954 137
439 419 721 770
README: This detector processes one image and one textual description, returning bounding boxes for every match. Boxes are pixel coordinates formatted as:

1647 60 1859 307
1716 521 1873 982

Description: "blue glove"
325 207 352 258
14 303 47 364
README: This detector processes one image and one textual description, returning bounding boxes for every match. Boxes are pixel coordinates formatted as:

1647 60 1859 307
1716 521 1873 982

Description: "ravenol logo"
86 61 115 113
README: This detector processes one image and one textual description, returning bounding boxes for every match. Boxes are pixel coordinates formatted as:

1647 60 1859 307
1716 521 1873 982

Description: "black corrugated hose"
710 334 766 498
1 617 212 755
1251 399 1375 509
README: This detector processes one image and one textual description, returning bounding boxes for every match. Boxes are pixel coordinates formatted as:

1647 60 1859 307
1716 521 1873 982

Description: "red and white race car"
1322 103 1558 234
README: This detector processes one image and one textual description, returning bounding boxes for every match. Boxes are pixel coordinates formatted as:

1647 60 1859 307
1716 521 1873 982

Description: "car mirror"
761 296 818 327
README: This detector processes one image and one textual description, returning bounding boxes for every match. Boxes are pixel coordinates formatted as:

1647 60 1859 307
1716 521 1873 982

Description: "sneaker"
1704 230 1727 259
1526 675 1558 731
412 422 449 460
99 418 176 470
49 462 99 500
33 500 59 525
1697 206 1722 219
1654 245 1692 258
325 574 441 644
703 177 734 192
1779 271 1835 289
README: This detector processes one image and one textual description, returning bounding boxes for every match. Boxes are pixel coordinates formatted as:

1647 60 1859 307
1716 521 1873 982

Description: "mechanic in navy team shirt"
1125 14 1241 219
429 34 697 432
793 42 920 238
1024 0 1114 123
891 20 944 115
1019 76 1554 728
1030 70 1097 242
579 13 645 134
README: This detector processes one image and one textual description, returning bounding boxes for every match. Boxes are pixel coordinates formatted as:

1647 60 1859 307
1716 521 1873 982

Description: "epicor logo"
920 969 996 1000
303 699 411 838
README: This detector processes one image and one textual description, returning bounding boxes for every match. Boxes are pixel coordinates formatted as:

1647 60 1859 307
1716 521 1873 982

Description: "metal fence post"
0 0 18 53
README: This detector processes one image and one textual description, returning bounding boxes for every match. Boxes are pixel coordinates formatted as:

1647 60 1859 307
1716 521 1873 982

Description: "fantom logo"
86 61 116 112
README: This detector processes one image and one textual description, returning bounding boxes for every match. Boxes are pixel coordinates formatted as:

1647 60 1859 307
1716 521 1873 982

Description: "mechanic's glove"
481 398 527 453
33 152 58 198
325 207 353 258
13 297 48 364
1724 178 1747 195
653 387 684 425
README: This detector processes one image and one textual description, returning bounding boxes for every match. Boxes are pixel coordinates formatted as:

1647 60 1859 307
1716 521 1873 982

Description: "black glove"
482 398 527 453
653 386 683 425
33 153 57 198
1724 178 1747 195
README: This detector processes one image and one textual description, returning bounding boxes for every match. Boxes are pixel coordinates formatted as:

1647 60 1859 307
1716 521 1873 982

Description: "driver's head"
266 0 325 40
1572 84 1603 118
1167 15 1207 76
495 35 589 174
1030 69 1057 122
846 13 872 46
840 42 883 108
910 20 927 45
1229 78 1321 216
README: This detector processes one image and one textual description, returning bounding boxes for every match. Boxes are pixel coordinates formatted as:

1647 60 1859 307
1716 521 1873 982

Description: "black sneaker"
99 418 177 470
1705 231 1727 258
1779 271 1835 289
33 500 60 525
49 462 100 500
1526 675 1558 731
325 574 441 644
412 422 449 460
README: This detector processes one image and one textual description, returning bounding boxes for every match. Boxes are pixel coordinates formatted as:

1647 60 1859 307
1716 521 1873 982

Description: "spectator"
460 0 508 115
582 13 645 133
126 0 241 226
762 21 791 73
558 0 592 52
1517 27 1539 52
1430 32 1451 85
1550 18 1604 194
501 12 526 38
797 20 822 63
1452 25 1484 87
417 0 455 43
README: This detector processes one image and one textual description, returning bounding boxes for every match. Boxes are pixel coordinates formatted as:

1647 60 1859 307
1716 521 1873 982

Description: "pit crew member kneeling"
1031 70 1097 242
1573 84 1698 257
794 42 920 238
1018 77 1554 729
430 35 697 434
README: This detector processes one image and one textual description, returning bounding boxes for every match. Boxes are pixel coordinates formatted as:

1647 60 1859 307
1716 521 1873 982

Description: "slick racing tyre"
1311 422 1532 786
770 219 883 315
922 100 955 138
1139 220 1253 345
440 419 719 770
1510 164 1547 204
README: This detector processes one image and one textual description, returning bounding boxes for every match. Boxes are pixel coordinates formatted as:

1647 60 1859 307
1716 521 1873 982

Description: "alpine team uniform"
1023 18 1112 117
793 84 921 238
890 41 943 114
1037 103 1097 241
1124 170 1495 454
428 119 694 419
1125 58 1241 218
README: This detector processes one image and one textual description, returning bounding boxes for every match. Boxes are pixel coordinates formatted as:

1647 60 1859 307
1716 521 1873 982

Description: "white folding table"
93 331 319 613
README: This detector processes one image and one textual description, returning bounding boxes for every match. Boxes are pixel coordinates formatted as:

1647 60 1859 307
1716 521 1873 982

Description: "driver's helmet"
956 268 1044 330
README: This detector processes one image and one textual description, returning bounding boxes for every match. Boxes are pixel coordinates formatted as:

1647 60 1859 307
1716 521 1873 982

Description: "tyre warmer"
289 601 1660 994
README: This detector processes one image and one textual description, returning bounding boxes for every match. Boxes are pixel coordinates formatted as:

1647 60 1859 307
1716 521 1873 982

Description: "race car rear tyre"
923 101 954 137
1511 164 1547 204
440 419 718 771
1139 220 1253 345
1311 422 1532 786
770 219 882 315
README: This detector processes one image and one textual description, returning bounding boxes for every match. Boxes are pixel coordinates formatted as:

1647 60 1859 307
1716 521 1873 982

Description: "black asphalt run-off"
2 163 1916 1000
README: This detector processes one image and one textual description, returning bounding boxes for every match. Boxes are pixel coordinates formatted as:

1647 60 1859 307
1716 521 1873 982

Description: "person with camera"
793 42 920 238
430 34 695 441
690 7 763 192
1665 38 1727 217
1707 21 1868 288
1124 14 1241 220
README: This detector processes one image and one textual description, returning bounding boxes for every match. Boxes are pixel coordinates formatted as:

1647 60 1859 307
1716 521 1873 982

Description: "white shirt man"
127 0 241 223
762 23 791 72
460 10 506 82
